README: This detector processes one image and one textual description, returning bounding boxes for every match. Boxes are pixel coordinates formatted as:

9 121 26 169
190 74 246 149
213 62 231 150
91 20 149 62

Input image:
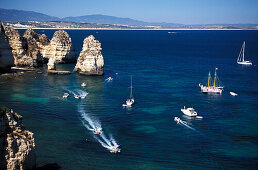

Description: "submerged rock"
0 107 36 170
0 23 14 73
43 30 76 63
74 35 104 75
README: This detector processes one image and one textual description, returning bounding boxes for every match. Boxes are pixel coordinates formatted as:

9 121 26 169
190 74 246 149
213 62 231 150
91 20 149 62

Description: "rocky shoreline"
0 106 36 170
0 22 105 76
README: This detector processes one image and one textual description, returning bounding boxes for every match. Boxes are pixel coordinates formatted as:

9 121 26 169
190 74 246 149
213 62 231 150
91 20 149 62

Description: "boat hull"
237 61 252 65
181 109 197 117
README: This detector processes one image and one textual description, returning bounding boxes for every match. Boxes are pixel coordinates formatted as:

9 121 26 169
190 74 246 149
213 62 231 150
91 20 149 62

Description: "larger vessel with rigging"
199 68 224 94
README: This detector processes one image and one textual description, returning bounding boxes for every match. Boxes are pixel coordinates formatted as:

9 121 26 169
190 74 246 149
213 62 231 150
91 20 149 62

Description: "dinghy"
230 92 238 96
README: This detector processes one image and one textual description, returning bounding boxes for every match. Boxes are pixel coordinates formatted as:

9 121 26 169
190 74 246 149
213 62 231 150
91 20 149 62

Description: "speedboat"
174 117 181 123
81 82 87 87
75 95 81 99
62 93 69 99
181 106 197 117
230 92 238 96
93 128 102 135
122 98 134 107
106 77 113 81
109 146 120 153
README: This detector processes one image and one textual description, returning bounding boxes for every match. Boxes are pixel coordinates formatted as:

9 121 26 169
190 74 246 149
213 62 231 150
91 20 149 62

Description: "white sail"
237 41 252 65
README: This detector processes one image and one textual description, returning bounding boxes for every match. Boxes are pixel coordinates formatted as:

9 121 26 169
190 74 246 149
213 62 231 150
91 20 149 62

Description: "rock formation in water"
74 35 104 75
0 23 14 73
47 57 56 70
0 107 36 170
22 28 49 67
43 30 76 63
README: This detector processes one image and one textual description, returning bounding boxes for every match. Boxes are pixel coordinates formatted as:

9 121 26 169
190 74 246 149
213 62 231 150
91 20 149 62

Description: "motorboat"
75 95 81 99
174 117 181 123
81 82 87 87
237 41 252 65
199 68 224 94
181 106 197 117
93 128 102 135
62 93 69 99
106 77 113 81
230 92 238 96
196 116 203 119
122 76 135 107
109 146 121 153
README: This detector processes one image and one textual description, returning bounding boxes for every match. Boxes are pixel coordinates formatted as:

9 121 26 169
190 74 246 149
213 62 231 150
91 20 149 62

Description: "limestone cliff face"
4 27 29 67
74 35 104 75
43 30 76 63
47 57 56 70
0 23 14 73
22 28 49 67
0 107 36 170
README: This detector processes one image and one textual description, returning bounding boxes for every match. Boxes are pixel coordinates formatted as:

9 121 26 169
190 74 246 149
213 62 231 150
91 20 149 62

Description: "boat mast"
214 68 217 88
208 71 210 87
243 41 245 62
130 76 133 98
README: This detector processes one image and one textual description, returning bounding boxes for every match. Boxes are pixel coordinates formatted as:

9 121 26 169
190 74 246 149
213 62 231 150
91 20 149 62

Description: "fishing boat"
199 68 224 94
122 76 135 107
62 93 69 99
230 92 238 96
81 82 87 87
181 106 197 117
237 41 252 65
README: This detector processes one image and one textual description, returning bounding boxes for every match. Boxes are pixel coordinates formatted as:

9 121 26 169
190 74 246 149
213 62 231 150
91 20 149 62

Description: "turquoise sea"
1 30 258 169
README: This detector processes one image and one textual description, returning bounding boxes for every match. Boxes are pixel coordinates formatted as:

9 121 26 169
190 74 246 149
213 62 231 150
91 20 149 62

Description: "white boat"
199 68 224 94
109 146 121 153
230 92 238 96
196 116 203 119
92 128 102 135
237 41 252 65
122 76 135 107
62 93 69 99
181 106 197 117
81 82 87 87
174 117 181 123
75 95 81 99
106 77 113 81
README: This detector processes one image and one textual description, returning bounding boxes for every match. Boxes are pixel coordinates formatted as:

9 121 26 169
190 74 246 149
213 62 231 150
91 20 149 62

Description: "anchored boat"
237 41 252 65
199 68 224 94
122 76 135 107
181 106 197 117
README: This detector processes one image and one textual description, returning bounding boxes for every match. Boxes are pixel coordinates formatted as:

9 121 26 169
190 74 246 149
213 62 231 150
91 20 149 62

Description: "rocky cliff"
0 107 36 170
43 30 76 63
22 28 49 67
0 23 14 73
74 35 104 75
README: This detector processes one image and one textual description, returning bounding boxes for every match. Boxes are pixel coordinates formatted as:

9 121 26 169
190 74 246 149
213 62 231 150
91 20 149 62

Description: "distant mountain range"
0 8 182 27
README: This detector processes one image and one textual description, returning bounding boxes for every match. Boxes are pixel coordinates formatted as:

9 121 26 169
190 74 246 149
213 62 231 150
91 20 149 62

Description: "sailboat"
237 41 252 65
122 76 135 107
199 68 224 94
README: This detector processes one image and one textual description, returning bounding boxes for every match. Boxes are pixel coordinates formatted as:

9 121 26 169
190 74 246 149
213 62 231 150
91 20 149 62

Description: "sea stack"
22 28 49 67
47 57 56 70
74 35 104 75
0 23 14 73
43 30 76 63
0 107 36 170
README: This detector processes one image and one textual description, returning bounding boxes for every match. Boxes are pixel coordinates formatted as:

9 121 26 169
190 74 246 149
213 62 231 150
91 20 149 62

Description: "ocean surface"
1 30 258 169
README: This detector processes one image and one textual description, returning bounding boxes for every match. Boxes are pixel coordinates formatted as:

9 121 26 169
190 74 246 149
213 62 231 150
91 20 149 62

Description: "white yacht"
122 76 135 107
199 68 224 94
237 41 252 65
181 106 197 117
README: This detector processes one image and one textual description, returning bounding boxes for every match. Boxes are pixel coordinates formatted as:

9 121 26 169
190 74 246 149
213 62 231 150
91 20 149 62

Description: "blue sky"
1 0 258 24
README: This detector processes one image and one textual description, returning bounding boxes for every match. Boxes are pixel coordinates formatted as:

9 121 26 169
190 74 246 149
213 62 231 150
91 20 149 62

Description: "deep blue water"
1 30 258 169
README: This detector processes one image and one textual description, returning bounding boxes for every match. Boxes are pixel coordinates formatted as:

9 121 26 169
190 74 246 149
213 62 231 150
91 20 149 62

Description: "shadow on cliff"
36 163 61 170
